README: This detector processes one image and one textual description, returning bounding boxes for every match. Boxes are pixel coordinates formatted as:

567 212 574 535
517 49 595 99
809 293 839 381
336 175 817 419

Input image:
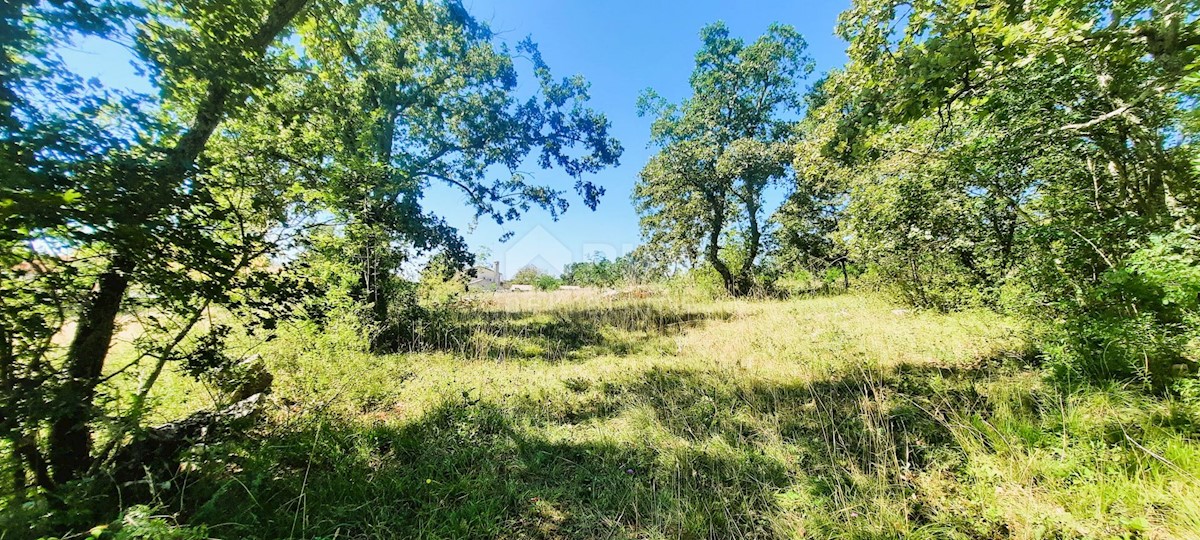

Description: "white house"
465 261 503 291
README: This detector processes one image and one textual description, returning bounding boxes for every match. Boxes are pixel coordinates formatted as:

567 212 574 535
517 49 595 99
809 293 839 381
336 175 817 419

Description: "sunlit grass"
81 291 1200 539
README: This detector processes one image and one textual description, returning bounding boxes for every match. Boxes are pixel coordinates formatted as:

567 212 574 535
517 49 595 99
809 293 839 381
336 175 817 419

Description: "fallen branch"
111 392 267 484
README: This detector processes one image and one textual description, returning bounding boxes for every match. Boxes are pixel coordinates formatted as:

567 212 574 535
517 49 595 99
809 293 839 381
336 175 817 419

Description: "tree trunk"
360 220 391 348
12 432 51 491
352 85 400 350
703 204 740 296
8 443 25 498
48 255 131 484
734 196 763 297
43 0 312 486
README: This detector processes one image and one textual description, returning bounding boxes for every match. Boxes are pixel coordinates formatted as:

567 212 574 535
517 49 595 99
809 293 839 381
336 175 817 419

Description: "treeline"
0 0 619 514
635 2 1199 385
802 0 1200 386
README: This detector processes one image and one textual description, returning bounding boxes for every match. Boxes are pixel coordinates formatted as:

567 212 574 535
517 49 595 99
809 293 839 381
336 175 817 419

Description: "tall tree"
772 76 851 289
812 0 1200 377
293 0 622 348
1 0 312 489
635 22 811 296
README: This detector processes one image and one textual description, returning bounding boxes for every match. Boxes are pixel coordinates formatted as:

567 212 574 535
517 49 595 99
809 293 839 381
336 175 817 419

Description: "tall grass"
8 291 1200 538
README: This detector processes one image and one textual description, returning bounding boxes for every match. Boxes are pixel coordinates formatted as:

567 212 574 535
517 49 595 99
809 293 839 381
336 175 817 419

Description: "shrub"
1049 226 1200 386
534 275 562 291
510 265 544 285
92 505 208 540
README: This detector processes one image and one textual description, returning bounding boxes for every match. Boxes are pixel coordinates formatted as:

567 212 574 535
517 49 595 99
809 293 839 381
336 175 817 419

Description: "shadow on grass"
181 399 791 539
8 350 1087 539
160 356 1048 539
396 303 733 362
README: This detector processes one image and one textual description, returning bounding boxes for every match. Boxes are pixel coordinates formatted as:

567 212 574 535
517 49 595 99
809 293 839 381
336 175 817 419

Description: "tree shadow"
14 350 1060 539
177 398 791 539
167 355 1046 539
402 304 732 362
496 354 1048 536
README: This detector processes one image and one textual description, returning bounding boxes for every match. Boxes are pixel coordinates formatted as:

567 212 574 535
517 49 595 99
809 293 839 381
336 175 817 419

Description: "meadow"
69 289 1200 539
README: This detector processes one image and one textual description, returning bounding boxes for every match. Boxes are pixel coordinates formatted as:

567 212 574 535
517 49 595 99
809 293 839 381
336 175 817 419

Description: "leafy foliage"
794 0 1200 382
287 0 621 349
0 0 620 515
2 0 315 496
6 0 1200 535
533 274 562 292
509 264 548 286
635 22 812 296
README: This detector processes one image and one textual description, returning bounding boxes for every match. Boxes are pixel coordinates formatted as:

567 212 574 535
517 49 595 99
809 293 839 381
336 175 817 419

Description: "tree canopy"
635 22 813 296
789 0 1200 379
4 1 1200 533
0 0 619 495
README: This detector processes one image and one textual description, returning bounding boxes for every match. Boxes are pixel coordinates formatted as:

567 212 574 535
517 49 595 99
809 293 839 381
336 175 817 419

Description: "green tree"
1 0 315 492
510 264 546 286
813 0 1200 378
562 252 619 287
533 274 562 291
290 0 621 349
771 77 853 290
635 22 812 296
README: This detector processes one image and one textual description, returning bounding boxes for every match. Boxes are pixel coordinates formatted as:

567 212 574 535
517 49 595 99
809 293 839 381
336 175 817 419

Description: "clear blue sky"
62 0 852 276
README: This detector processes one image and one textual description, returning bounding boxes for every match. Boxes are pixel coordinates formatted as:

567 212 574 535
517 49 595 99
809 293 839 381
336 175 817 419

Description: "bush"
1049 226 1200 386
771 268 818 296
855 256 990 311
510 265 544 285
534 275 561 291
562 253 620 287
662 266 727 300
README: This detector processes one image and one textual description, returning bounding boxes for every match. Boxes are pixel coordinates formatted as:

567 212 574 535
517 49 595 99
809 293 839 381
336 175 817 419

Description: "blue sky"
453 0 851 275
62 0 852 277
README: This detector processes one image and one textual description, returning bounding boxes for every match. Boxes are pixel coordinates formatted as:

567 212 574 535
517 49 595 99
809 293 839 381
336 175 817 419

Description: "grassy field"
95 291 1200 539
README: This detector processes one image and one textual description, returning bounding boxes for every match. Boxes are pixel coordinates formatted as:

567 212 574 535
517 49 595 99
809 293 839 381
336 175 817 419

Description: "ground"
85 292 1200 538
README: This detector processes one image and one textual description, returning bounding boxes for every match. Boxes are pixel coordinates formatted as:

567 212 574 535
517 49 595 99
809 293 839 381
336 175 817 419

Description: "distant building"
466 261 503 291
